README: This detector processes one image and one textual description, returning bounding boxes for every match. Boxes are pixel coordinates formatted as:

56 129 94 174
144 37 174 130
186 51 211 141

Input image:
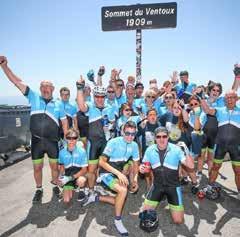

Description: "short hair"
66 128 79 138
40 80 54 87
225 90 238 98
120 103 132 115
147 108 157 116
135 82 144 89
60 87 70 94
207 82 222 96
154 126 169 136
180 71 189 77
123 121 136 131
116 78 125 86
188 95 200 103
144 89 156 98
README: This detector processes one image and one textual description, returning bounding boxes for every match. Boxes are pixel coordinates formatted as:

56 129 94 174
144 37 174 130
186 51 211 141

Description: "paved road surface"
0 158 240 237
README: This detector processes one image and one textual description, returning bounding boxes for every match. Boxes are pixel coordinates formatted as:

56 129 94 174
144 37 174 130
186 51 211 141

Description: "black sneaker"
52 186 61 198
32 190 43 203
77 190 86 202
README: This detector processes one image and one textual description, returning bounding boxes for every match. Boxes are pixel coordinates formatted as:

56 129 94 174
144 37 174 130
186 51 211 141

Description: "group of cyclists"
1 55 240 236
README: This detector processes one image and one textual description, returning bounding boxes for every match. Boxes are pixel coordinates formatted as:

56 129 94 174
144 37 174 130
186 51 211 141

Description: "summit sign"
102 2 177 31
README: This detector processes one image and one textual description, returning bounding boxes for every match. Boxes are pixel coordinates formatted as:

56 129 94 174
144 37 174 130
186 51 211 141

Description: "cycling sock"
114 218 128 235
36 186 43 191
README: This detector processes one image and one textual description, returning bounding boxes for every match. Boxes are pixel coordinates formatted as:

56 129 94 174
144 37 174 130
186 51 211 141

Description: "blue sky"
0 0 239 103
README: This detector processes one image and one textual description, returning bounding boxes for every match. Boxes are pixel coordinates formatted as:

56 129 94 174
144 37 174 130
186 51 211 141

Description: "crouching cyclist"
139 127 194 232
58 128 88 204
83 121 140 236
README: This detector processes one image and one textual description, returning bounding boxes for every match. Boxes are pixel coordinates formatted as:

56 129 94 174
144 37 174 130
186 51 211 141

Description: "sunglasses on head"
190 102 199 107
147 95 155 99
156 135 168 139
66 136 78 140
124 131 136 137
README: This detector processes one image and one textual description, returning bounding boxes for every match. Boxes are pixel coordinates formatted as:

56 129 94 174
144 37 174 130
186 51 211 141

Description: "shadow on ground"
1 175 240 237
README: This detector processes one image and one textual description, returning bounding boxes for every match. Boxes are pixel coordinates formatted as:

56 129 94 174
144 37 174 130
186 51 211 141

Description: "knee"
34 165 43 172
211 163 221 172
63 197 71 204
77 176 87 187
172 217 184 224
117 185 128 196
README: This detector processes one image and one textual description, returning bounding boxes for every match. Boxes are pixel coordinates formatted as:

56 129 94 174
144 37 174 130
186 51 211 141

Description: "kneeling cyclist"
139 127 194 227
83 121 140 236
58 128 88 204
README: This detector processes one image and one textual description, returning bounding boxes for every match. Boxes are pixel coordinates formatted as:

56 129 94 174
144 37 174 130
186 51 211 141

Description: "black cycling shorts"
144 184 184 211
31 136 59 164
214 144 240 164
87 138 107 165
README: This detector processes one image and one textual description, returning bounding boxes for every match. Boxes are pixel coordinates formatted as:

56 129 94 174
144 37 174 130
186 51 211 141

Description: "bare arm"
61 118 69 138
96 66 105 86
182 108 189 123
0 56 27 94
132 160 139 183
182 155 194 170
73 116 78 129
200 99 216 116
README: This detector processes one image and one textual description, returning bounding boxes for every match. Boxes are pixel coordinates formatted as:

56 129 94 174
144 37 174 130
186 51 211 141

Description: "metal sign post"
101 2 177 82
136 29 142 82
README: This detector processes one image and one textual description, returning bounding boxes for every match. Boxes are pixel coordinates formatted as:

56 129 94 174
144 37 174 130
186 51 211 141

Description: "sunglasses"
107 91 115 94
136 87 144 90
117 84 124 87
124 131 136 137
156 135 168 139
66 136 78 140
165 96 173 100
147 95 155 99
190 102 199 107
124 109 132 112
212 88 220 93
95 95 105 99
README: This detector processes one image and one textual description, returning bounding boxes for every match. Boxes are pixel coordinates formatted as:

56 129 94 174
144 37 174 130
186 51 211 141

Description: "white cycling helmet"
93 86 107 96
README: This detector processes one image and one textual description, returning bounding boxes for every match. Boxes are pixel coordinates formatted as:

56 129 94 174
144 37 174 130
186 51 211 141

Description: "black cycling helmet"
139 209 159 233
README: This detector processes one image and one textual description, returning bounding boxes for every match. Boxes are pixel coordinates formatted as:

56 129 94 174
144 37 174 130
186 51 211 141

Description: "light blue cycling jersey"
143 143 185 170
175 82 196 96
215 106 240 145
25 87 66 140
57 100 77 119
58 142 88 169
206 96 225 108
105 98 119 117
85 101 115 139
100 136 139 174
116 93 127 108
